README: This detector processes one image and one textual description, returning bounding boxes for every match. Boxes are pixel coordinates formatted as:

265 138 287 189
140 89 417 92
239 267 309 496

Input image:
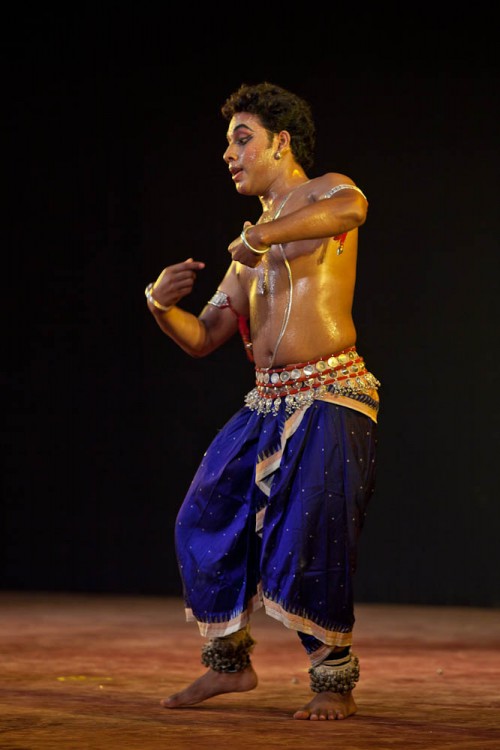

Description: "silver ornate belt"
244 347 380 416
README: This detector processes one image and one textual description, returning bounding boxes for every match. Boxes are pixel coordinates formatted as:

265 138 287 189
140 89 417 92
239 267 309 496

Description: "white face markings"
223 113 278 192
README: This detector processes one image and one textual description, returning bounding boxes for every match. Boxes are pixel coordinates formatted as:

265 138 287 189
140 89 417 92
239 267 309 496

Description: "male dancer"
145 82 380 720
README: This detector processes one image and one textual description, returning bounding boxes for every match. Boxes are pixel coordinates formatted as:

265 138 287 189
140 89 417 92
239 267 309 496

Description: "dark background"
3 8 499 608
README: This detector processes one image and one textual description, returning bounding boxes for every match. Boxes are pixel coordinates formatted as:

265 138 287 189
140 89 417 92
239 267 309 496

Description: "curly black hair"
221 82 316 171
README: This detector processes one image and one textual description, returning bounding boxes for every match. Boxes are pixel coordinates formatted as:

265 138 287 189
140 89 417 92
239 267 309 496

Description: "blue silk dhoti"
175 350 379 649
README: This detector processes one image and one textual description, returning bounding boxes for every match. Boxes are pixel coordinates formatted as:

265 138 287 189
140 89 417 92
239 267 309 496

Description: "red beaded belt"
245 346 380 416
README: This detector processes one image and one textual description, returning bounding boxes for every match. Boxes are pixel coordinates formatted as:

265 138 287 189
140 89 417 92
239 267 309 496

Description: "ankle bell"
201 630 256 673
308 653 360 694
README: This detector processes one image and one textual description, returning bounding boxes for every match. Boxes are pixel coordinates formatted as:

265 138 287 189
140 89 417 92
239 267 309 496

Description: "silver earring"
274 152 281 160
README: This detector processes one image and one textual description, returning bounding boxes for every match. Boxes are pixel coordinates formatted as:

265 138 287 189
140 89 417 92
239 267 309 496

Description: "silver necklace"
260 180 310 223
262 180 310 370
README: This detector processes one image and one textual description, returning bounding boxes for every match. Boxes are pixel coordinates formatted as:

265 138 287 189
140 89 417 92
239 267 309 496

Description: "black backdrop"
3 8 499 607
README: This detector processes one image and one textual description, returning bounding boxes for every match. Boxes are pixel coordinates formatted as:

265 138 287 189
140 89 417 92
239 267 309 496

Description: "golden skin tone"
148 113 367 370
149 113 368 719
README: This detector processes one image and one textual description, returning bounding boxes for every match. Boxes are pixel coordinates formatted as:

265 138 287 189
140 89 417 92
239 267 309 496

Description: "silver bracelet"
144 283 173 312
240 226 270 256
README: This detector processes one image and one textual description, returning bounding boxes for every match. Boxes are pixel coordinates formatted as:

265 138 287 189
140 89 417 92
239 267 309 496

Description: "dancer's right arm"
145 258 246 358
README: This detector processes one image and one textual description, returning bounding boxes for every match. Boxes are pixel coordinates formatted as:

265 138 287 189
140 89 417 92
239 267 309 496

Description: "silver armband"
319 184 367 201
208 290 230 308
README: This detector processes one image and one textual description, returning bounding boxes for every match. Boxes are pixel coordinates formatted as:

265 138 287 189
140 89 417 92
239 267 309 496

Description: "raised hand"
148 258 205 310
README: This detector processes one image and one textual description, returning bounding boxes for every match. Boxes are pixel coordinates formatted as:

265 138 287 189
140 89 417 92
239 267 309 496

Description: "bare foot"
161 665 258 708
293 690 357 721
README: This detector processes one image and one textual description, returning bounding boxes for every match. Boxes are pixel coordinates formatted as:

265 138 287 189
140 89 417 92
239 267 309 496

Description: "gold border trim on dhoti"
185 585 353 647
186 586 264 638
317 389 379 423
262 595 353 648
255 407 307 500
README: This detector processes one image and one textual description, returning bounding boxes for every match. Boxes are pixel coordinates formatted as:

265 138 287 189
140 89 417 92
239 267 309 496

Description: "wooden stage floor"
1 592 499 749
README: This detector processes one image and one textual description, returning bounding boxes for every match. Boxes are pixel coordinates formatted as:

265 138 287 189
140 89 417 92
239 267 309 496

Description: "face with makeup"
223 113 283 196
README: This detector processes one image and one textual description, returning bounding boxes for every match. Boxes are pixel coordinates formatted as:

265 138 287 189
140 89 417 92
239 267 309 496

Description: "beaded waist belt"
244 346 380 416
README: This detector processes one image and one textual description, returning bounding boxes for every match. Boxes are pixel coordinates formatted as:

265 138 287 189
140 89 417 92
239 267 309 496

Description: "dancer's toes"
293 691 357 721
